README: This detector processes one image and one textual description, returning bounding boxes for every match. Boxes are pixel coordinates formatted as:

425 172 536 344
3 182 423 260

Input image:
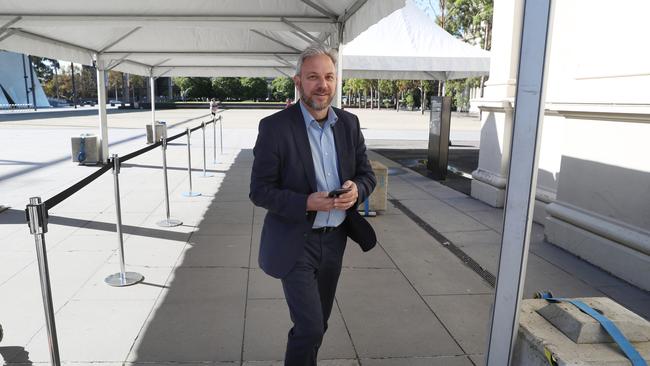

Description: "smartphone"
328 188 351 198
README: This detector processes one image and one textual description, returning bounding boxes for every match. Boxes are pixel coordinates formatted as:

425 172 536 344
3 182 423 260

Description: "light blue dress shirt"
299 101 346 228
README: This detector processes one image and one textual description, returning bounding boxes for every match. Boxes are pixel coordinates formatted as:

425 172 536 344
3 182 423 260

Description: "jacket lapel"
290 103 318 192
332 109 348 183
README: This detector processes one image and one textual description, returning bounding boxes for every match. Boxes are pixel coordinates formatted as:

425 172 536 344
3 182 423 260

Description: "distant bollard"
182 128 201 197
212 115 218 165
157 138 183 227
26 196 61 366
219 115 224 155
105 154 144 287
199 121 213 178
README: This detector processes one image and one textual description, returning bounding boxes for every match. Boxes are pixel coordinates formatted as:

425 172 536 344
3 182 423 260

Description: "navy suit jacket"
250 103 377 279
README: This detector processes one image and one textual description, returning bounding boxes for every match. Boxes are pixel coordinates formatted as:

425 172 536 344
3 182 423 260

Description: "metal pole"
157 138 182 227
105 154 144 287
199 121 213 178
485 0 553 365
219 115 224 155
182 128 201 197
28 55 37 111
212 115 217 164
26 197 61 366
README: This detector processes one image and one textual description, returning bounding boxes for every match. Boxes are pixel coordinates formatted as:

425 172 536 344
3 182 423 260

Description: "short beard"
298 85 334 111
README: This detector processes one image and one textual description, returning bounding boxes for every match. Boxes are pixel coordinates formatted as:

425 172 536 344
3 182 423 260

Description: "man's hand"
334 180 358 211
307 191 335 212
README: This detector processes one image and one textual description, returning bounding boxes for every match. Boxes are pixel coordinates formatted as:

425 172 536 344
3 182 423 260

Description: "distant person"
285 98 293 108
250 43 377 366
209 98 219 117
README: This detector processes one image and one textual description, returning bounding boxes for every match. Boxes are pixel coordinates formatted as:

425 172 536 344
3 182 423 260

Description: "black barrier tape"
41 119 215 211
43 163 112 210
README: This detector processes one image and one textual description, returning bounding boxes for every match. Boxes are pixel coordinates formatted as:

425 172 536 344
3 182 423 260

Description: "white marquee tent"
343 0 490 80
0 0 404 160
0 0 403 78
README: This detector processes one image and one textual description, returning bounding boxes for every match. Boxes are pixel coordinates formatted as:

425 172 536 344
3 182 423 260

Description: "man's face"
294 54 336 111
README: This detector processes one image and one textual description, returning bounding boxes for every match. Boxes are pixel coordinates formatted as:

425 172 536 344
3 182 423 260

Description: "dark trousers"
281 227 347 366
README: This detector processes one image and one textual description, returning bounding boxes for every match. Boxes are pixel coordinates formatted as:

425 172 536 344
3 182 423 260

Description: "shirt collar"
299 100 338 130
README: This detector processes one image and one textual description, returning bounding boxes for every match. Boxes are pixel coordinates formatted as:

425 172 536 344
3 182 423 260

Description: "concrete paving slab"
342 239 395 269
128 302 243 363
337 268 463 358
181 234 251 268
107 235 187 268
243 299 355 361
523 254 605 299
73 264 172 301
441 197 494 212
464 210 503 233
244 360 359 366
21 299 155 363
470 354 486 366
129 268 248 363
0 251 34 285
387 181 431 200
248 269 284 299
399 199 489 233
531 241 628 287
193 222 253 237
361 355 474 366
424 294 492 355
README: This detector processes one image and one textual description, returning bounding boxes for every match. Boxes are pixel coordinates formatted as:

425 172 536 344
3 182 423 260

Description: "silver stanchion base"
199 172 214 178
104 272 144 287
157 218 183 227
182 191 201 197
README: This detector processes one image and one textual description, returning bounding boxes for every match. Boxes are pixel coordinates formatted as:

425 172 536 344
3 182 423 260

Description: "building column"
471 0 525 207
95 58 109 162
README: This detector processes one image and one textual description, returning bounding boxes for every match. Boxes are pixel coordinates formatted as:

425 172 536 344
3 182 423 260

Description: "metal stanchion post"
182 128 201 197
157 138 183 227
105 154 144 287
26 197 61 366
199 121 213 178
219 115 224 155
212 115 217 164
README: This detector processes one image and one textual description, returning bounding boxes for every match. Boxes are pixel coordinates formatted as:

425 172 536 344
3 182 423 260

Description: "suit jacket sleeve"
249 118 309 223
350 115 376 205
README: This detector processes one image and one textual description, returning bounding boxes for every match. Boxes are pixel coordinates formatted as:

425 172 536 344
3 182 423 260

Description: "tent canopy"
342 0 490 80
0 0 404 77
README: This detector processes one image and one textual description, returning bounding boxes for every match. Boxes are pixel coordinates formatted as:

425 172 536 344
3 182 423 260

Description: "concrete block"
537 297 650 344
70 134 100 164
470 179 504 208
358 160 388 212
513 299 650 366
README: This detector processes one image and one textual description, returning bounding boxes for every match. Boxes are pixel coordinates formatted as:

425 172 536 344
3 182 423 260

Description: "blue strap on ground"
539 294 647 366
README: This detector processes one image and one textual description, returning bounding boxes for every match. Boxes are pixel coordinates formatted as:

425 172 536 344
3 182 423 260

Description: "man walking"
250 44 376 365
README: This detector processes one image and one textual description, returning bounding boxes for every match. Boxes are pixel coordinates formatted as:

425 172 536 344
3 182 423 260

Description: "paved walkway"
0 108 648 365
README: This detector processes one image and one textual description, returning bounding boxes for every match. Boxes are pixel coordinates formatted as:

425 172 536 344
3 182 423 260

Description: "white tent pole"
334 43 344 108
485 0 553 364
95 57 109 162
149 69 156 130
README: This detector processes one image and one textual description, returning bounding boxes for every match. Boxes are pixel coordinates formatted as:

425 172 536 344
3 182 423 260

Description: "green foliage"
271 77 294 101
170 77 212 99
437 0 493 49
405 93 416 108
241 77 269 100
212 77 242 100
378 80 397 97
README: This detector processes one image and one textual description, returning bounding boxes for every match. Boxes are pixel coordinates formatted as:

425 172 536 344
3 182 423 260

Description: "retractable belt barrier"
24 117 220 366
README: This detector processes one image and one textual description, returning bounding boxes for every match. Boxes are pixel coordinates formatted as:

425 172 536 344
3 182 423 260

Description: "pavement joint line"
389 198 496 288
368 233 470 356
239 195 256 366
335 297 361 364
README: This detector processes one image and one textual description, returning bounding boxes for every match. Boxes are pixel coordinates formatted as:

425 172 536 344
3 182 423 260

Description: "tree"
108 71 124 100
212 77 242 100
241 77 268 101
378 80 397 107
271 77 294 101
173 77 213 99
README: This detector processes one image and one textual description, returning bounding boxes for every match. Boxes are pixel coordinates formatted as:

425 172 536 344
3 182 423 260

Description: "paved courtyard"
0 107 648 365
